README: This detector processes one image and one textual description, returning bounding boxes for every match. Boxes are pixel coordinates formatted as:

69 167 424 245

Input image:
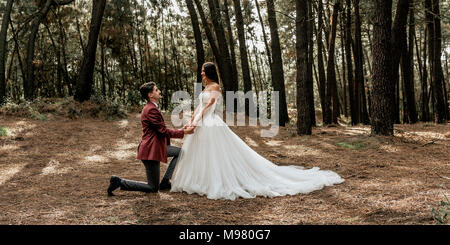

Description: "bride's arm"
192 89 220 126
188 104 201 126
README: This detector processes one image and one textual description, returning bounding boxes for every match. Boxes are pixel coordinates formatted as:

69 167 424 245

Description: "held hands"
183 125 195 134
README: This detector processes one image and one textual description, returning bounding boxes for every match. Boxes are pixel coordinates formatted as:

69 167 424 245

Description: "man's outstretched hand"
183 126 195 134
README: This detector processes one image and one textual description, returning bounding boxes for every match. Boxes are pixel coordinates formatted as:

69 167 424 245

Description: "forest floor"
0 111 449 225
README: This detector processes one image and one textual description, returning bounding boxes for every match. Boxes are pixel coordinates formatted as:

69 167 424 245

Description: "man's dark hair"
139 82 156 101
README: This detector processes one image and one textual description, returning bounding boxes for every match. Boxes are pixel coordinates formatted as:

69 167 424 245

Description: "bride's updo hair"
203 62 219 83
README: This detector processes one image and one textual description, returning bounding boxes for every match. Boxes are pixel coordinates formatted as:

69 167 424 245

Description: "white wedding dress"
171 91 344 200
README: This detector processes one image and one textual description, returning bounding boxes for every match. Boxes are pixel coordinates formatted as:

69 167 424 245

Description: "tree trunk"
75 14 85 56
266 0 289 126
74 0 106 102
186 0 205 85
207 0 236 94
8 16 24 96
56 7 71 97
400 3 417 123
353 0 366 124
430 0 447 123
232 0 253 115
417 25 429 121
325 1 340 125
193 0 221 74
316 0 327 124
296 0 312 135
100 41 106 97
24 0 53 100
370 0 394 136
345 0 356 124
44 21 62 97
390 0 410 125
254 0 273 77
223 0 239 91
0 0 14 104
340 9 348 118
307 0 316 126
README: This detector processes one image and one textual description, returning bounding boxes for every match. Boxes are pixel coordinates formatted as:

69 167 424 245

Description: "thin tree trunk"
193 0 221 72
316 0 327 124
307 0 316 126
254 0 273 76
353 0 365 124
24 0 53 100
430 0 447 123
207 0 236 94
325 1 340 124
417 25 429 121
390 0 410 125
44 21 62 97
56 7 70 96
8 15 25 99
401 3 417 123
345 0 355 124
100 41 106 97
296 0 312 135
0 0 14 104
75 14 85 56
74 0 106 102
232 0 253 115
340 10 348 118
266 0 289 126
223 0 239 91
186 0 205 85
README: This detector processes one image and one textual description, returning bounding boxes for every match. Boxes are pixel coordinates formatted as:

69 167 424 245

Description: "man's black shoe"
159 178 172 190
107 176 121 196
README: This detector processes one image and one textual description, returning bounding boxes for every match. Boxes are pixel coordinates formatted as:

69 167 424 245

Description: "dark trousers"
120 146 181 192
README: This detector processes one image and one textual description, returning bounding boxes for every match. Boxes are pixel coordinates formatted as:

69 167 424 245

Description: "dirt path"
0 113 449 224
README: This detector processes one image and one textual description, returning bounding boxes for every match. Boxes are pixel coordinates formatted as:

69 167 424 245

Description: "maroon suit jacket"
137 101 184 163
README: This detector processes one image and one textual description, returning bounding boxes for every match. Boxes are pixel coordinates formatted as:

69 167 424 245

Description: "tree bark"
307 0 316 126
207 0 236 94
186 0 205 85
353 0 368 124
266 0 289 126
232 0 253 115
316 0 327 124
223 0 239 91
193 0 221 72
400 3 417 123
296 0 312 135
24 0 53 100
74 0 107 102
24 0 74 101
417 24 429 121
370 0 394 136
390 0 410 125
430 0 447 123
254 0 273 77
0 0 14 104
325 1 340 125
345 0 356 124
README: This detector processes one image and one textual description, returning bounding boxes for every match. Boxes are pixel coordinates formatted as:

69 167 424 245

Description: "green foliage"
431 195 449 224
0 127 9 136
336 141 365 150
0 96 128 120
0 99 46 120
91 94 128 120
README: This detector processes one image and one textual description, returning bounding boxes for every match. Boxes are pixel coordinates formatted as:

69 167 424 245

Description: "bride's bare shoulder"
211 83 221 91
205 83 221 93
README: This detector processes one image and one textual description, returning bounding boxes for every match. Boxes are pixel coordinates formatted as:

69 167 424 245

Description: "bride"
170 62 344 200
